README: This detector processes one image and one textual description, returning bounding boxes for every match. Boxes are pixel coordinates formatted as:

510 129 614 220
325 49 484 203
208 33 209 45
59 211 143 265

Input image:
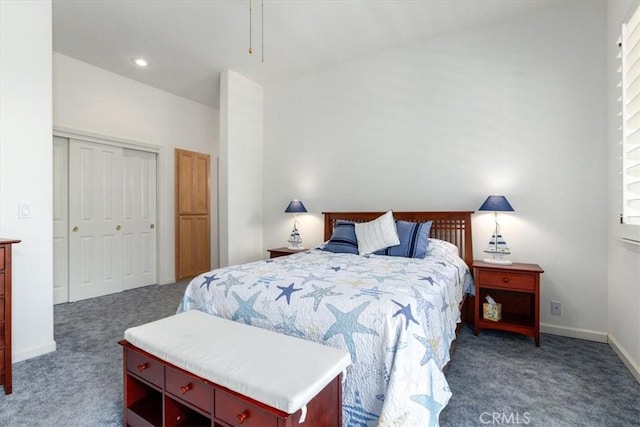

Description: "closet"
53 135 158 303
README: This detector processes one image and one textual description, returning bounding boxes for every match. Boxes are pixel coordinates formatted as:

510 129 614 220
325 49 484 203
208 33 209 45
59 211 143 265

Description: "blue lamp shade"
478 195 514 212
285 200 307 213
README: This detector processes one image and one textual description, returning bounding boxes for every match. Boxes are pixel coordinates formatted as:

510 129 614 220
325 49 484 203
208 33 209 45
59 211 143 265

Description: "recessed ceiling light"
133 58 149 67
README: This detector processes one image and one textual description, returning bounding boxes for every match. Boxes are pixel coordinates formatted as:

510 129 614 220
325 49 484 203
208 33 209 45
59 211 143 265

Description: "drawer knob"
502 277 509 283
237 411 249 424
179 383 192 394
136 363 148 372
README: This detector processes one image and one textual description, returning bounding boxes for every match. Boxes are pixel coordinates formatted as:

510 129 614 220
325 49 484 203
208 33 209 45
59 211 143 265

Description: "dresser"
1 238 20 394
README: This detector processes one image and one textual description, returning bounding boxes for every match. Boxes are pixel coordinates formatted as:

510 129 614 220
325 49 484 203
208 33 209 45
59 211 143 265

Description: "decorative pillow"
354 211 400 255
427 238 459 258
321 220 359 254
375 220 432 258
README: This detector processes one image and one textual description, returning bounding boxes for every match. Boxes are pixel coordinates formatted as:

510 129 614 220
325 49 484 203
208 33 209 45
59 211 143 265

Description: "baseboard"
13 340 57 363
540 323 608 343
608 334 640 384
161 277 177 285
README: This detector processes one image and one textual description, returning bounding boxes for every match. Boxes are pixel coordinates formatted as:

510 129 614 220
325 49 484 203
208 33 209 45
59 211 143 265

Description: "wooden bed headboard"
322 211 474 268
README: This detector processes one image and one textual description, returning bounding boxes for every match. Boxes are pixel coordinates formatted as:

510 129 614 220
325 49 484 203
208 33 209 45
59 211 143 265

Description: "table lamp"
285 199 307 250
478 195 514 265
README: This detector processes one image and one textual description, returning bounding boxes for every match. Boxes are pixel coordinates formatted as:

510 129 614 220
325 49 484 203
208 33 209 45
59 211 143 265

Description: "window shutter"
621 5 640 228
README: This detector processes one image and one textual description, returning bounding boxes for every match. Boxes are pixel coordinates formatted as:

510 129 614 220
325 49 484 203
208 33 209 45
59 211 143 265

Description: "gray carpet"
0 282 189 427
441 328 640 426
0 283 638 426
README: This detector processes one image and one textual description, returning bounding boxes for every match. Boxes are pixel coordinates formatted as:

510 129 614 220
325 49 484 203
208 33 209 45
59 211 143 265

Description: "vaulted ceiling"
53 0 557 108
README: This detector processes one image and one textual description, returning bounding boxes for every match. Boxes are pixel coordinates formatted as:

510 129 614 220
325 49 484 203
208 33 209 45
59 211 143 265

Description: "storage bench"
119 310 351 427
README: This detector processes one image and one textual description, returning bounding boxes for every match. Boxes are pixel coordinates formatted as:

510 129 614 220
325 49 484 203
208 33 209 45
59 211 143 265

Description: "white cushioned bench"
122 310 351 426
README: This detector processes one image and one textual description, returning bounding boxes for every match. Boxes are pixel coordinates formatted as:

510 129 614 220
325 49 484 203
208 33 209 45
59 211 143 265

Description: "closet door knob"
72 226 79 232
150 224 155 229
115 225 121 231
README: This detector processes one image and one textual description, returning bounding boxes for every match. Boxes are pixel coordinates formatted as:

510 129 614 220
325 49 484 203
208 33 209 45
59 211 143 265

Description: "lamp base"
483 257 513 265
287 246 305 251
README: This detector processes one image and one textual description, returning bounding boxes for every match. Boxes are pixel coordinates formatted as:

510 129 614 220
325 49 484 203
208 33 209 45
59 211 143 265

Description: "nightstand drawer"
476 270 535 291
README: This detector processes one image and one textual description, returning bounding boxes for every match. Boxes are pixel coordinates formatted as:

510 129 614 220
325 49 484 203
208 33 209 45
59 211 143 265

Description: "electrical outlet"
551 301 562 316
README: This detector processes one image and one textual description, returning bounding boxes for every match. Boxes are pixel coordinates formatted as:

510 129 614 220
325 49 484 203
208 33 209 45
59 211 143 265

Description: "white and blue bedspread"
179 244 471 427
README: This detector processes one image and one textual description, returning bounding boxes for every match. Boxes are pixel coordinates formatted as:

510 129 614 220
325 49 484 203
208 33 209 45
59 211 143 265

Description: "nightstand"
267 247 306 259
472 260 544 346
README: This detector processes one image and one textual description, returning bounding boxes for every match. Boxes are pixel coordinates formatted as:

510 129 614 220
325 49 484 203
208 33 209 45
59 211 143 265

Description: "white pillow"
427 238 459 258
355 211 400 255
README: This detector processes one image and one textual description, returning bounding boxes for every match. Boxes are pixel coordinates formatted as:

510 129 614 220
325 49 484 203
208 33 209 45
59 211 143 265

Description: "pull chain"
249 0 264 61
249 0 253 54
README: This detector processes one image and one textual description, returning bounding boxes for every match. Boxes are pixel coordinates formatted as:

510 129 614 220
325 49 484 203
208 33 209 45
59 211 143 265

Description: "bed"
178 211 473 427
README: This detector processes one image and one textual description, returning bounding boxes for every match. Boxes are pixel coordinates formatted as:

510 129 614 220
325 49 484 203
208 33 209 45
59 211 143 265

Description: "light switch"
18 202 31 219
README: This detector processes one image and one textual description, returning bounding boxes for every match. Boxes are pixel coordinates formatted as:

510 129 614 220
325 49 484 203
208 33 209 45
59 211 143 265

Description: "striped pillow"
321 220 359 254
375 220 432 258
354 211 400 255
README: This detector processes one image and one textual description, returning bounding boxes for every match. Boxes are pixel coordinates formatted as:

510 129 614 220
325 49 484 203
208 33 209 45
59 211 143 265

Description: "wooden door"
69 140 124 301
175 149 210 280
123 149 158 290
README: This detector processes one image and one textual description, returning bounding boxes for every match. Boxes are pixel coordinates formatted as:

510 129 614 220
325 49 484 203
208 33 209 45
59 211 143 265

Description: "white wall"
264 1 608 340
53 53 220 283
219 71 264 266
0 1 56 362
607 0 640 382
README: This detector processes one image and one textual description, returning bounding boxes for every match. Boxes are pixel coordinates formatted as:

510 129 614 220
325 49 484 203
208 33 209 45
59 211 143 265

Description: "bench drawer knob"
179 383 192 394
237 411 249 424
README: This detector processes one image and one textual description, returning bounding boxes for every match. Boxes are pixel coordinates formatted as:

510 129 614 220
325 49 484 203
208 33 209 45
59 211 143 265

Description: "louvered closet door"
123 149 158 290
69 140 124 301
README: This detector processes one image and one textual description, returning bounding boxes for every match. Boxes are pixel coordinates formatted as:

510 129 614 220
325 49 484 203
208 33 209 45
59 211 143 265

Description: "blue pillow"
375 220 432 258
321 220 359 254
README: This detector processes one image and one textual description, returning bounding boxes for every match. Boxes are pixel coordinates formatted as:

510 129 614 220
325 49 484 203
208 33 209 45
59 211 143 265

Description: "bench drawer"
215 389 278 427
125 349 163 388
165 366 213 414
0 247 4 271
